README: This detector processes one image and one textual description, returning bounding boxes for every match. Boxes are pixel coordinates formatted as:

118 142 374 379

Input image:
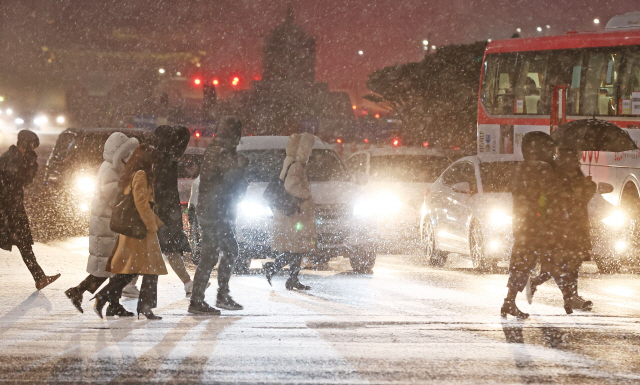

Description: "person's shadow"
0 291 52 336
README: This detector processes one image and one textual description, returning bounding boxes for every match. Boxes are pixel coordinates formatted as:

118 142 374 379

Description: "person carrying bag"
92 144 168 320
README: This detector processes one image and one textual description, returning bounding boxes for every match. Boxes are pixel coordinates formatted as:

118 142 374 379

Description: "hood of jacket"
103 132 129 164
155 125 191 158
280 134 301 180
214 116 242 150
112 137 139 174
296 133 315 164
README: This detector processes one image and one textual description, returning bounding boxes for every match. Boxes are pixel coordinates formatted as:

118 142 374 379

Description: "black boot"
188 301 221 315
106 303 134 317
137 309 162 320
91 294 108 319
285 278 310 291
65 287 84 314
216 292 243 310
501 298 529 319
36 274 61 291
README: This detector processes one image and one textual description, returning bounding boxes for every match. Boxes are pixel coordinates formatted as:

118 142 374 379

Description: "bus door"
551 84 568 132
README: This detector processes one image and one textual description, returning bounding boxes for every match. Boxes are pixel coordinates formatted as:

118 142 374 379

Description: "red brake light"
231 76 240 86
195 132 201 138
194 78 202 85
336 138 342 144
364 138 369 144
212 79 219 85
423 141 429 147
392 139 399 147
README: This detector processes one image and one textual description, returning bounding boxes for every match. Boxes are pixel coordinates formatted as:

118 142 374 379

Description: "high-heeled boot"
137 307 162 320
285 278 310 291
91 294 108 319
501 298 529 319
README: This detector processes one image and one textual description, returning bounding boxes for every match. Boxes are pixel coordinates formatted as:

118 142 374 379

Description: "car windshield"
241 149 350 182
369 155 450 183
479 162 519 193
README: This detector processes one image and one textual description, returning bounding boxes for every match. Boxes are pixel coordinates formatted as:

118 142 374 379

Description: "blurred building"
230 9 355 139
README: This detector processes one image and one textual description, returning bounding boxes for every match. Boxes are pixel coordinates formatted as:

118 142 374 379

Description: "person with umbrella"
526 147 596 313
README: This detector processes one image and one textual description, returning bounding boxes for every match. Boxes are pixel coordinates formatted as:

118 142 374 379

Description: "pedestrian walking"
188 116 248 315
0 130 60 290
526 147 596 313
153 125 199 296
93 144 167 320
65 132 139 314
264 133 316 290
502 131 564 319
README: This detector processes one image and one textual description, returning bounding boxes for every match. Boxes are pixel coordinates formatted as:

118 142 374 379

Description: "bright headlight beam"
76 176 95 194
602 210 625 227
239 199 272 217
490 209 512 225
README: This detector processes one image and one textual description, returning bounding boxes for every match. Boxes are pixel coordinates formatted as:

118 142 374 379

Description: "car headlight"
490 209 512 226
353 191 403 217
602 210 626 227
239 199 272 217
76 176 95 194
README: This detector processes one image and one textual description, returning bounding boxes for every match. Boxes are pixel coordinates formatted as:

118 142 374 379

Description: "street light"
358 50 364 56
546 25 550 29
516 28 521 33
594 18 600 24
536 26 543 32
431 45 436 50
0 96 4 102
158 68 165 74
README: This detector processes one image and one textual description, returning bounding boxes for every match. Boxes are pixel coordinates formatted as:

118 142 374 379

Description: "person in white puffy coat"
65 132 139 315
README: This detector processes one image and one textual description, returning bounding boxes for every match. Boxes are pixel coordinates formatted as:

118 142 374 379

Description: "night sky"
2 0 639 95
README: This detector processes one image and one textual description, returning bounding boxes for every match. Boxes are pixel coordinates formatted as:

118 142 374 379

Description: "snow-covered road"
1 238 640 383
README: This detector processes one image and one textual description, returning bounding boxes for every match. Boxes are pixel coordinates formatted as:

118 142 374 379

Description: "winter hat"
521 131 555 162
17 130 39 149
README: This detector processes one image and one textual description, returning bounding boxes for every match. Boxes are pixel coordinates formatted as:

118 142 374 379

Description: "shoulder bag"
110 171 148 239
262 162 302 216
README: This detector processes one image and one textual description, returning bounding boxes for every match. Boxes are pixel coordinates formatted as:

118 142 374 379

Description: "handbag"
110 172 148 239
262 162 302 216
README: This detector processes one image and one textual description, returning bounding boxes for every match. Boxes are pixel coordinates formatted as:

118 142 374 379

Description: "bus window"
546 50 585 116
481 53 519 115
514 52 549 114
583 49 622 116
619 49 640 115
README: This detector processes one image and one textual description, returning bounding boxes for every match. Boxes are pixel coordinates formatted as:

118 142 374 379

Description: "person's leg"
93 274 135 318
285 253 310 290
165 252 192 284
138 275 159 311
16 243 45 282
215 221 243 310
503 250 538 318
77 275 108 294
190 219 220 305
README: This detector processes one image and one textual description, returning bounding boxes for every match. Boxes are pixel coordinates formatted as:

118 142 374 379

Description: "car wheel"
470 221 496 272
349 250 376 273
423 220 447 267
593 252 621 274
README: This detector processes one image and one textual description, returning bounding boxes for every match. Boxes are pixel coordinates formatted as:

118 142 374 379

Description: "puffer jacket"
86 133 139 277
271 133 317 254
197 117 248 222
154 125 191 253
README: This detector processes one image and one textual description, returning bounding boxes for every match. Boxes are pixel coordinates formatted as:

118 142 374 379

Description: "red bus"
478 23 640 218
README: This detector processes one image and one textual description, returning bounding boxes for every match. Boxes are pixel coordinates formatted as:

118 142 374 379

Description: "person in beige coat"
92 144 168 320
264 133 317 290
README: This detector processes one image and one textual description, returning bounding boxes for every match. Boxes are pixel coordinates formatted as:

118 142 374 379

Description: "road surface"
1 238 640 384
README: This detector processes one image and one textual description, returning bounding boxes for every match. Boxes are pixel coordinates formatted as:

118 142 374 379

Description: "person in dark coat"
188 116 248 315
153 125 195 296
502 131 564 319
0 130 60 290
527 147 596 312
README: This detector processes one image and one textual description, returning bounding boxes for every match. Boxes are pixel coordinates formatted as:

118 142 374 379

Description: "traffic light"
203 84 217 111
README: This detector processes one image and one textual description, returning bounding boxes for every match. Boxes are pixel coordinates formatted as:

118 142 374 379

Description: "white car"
345 147 450 250
421 156 626 272
187 136 376 273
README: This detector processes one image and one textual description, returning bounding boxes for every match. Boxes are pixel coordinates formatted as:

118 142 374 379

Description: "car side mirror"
452 181 471 194
354 171 369 185
597 182 614 194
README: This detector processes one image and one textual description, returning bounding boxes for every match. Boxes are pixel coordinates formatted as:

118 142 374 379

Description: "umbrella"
551 119 638 152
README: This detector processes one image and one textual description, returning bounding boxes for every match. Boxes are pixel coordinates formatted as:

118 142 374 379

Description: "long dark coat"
511 159 565 254
154 125 191 253
557 166 596 257
0 146 38 251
